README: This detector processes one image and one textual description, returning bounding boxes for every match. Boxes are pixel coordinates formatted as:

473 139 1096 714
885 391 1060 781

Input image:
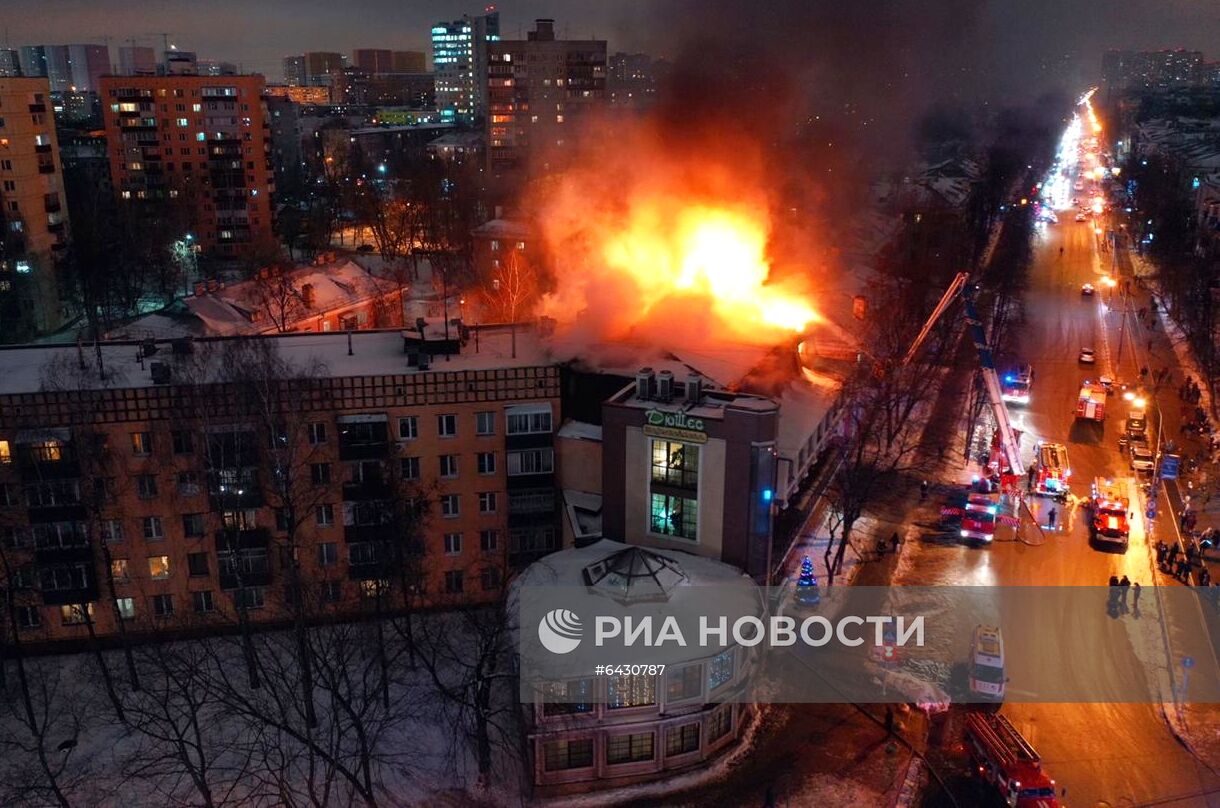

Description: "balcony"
34 543 92 564
342 478 391 501
343 523 398 543
44 200 61 214
26 503 86 523
40 582 100 606
34 143 52 154
214 527 271 552
348 559 395 581
29 104 46 113
218 553 272 589
38 163 56 175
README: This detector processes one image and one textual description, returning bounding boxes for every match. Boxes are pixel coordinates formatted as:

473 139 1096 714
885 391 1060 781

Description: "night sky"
6 0 1220 89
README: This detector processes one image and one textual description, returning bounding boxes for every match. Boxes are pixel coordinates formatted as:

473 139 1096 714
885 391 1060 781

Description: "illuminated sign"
643 409 707 443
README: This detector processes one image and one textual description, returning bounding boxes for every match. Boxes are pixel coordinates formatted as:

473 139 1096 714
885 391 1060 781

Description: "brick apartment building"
0 326 560 644
0 76 70 336
98 74 275 258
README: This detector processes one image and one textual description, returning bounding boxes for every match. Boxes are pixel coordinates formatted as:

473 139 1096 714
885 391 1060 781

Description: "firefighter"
1156 540 1168 567
1047 507 1057 529
1119 575 1131 608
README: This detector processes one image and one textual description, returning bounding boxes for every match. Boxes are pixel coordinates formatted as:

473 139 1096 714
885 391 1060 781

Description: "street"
899 155 1220 805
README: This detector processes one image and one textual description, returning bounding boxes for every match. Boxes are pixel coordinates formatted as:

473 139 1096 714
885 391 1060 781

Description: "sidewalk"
1119 247 1220 766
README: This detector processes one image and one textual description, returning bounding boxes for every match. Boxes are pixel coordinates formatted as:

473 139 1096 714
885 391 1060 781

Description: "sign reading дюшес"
643 409 708 443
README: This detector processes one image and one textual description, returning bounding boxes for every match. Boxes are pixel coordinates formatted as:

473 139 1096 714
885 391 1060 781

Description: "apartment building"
98 74 275 258
0 326 560 644
0 76 70 337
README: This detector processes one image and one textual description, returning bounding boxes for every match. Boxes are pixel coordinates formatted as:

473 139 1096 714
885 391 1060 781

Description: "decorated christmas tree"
795 555 820 606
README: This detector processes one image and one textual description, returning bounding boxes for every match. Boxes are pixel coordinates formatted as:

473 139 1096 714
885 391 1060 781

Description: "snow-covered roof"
557 420 603 441
109 259 395 340
471 218 533 240
0 323 553 396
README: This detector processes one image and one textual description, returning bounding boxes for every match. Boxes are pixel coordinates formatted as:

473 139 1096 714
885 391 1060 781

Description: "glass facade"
648 439 699 540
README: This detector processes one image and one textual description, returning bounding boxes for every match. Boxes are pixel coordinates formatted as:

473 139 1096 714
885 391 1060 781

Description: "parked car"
1081 283 1095 296
1079 347 1096 364
1075 212 1088 222
1130 445 1155 475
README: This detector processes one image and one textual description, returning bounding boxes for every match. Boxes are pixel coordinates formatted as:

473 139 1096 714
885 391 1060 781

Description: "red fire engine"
965 712 1060 808
1033 443 1070 500
961 495 999 542
1075 381 1106 422
1090 477 1130 546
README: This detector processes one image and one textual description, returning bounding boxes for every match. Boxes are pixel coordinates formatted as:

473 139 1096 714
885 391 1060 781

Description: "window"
667 664 702 702
187 552 209 576
401 456 420 480
42 564 89 592
321 580 342 603
143 516 165 540
507 448 554 476
475 411 495 435
444 570 464 594
397 416 419 440
650 493 697 540
131 431 152 455
115 597 136 620
153 594 174 617
439 454 459 479
182 513 205 538
234 587 265 609
606 732 655 765
0 440 10 464
16 606 39 629
61 603 95 626
506 409 552 434
98 519 122 544
651 440 699 489
707 704 733 741
192 591 214 613
665 723 700 757
478 492 497 514
543 738 594 772
171 430 194 454
177 471 200 497
316 504 334 526
309 422 327 444
111 558 130 582
137 474 158 499
349 542 381 565
437 414 457 437
607 675 656 710
311 463 331 485
708 649 734 691
477 452 496 475
480 529 499 552
540 679 594 717
481 566 502 591
318 542 338 566
440 494 460 518
444 532 462 555
148 555 171 579
221 509 257 530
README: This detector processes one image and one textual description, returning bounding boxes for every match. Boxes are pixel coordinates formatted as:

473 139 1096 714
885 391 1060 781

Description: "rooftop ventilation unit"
657 370 674 402
686 373 703 405
635 367 654 400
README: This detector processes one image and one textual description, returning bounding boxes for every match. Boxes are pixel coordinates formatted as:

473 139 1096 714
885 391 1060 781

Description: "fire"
535 124 820 348
602 205 817 336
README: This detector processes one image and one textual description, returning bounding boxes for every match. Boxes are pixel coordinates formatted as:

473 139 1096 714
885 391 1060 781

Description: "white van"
969 625 1006 701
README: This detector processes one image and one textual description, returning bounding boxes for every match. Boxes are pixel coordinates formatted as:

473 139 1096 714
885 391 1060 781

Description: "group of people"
1107 575 1140 614
1156 539 1212 586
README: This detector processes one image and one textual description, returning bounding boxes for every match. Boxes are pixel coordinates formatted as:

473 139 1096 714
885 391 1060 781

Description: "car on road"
1130 445 1155 475
1081 283 1095 296
1075 212 1088 222
1079 347 1096 364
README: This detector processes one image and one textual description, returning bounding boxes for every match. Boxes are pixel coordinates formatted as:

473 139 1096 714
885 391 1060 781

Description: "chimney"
686 373 703 405
635 367 654 401
657 370 674 402
301 283 315 308
530 18 556 41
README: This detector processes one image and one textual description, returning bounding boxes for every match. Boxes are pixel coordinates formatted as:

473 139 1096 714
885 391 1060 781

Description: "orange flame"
536 126 819 348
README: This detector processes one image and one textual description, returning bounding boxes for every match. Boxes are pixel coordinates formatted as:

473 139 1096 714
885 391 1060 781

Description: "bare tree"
248 268 306 333
481 250 539 358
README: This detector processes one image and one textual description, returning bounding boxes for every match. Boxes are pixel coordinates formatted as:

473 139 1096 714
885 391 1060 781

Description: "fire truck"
961 495 999 542
965 712 1060 808
1075 381 1106 421
1090 477 1130 546
1001 364 1034 405
1033 443 1070 500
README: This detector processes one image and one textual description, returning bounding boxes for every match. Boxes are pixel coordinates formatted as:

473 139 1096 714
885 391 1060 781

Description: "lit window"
148 555 171 579
650 493 697 540
0 440 10 464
